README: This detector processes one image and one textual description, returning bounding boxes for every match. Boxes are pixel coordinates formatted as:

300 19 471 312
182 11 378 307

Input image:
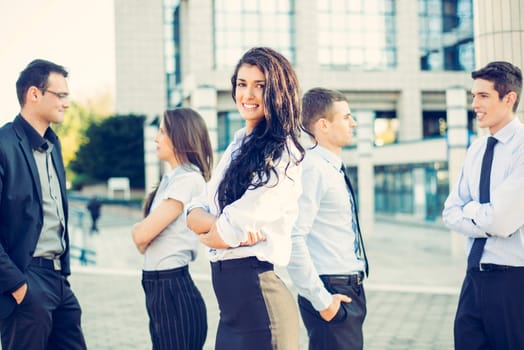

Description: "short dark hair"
302 87 348 133
16 59 68 107
472 61 522 112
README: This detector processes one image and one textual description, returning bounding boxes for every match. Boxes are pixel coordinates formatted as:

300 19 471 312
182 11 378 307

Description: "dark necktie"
341 164 369 276
467 136 498 270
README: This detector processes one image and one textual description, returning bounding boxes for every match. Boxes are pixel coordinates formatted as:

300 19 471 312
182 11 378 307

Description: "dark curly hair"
216 47 304 212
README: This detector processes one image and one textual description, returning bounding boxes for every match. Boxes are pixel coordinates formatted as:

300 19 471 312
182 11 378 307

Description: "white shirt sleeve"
442 161 487 238
462 153 524 237
215 152 302 248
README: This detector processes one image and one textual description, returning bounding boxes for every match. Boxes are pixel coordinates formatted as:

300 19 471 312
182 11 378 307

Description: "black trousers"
142 265 207 350
455 266 524 350
0 263 86 350
211 257 299 350
298 275 366 350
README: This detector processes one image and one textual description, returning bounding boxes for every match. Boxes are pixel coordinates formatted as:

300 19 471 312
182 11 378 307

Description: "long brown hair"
143 108 213 216
216 47 304 212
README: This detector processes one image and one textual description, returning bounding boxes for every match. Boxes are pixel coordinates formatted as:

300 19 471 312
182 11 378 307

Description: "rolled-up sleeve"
216 155 302 247
461 156 524 237
443 168 487 238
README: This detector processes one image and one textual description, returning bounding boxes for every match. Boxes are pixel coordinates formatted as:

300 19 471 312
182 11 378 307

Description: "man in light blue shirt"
443 61 524 349
288 88 367 350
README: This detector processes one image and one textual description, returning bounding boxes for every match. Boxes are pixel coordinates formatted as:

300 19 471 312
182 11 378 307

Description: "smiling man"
0 59 86 349
443 61 524 349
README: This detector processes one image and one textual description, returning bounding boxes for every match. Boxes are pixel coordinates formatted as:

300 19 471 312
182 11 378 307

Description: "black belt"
479 263 524 272
320 272 364 286
211 256 273 271
142 265 189 280
31 257 61 271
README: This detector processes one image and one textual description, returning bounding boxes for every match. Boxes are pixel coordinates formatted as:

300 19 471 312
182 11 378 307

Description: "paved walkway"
9 203 468 349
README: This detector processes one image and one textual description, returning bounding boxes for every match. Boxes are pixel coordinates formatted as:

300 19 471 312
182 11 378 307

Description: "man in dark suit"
0 59 87 349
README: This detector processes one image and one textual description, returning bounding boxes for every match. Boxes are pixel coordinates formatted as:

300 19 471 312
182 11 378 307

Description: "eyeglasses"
43 89 69 100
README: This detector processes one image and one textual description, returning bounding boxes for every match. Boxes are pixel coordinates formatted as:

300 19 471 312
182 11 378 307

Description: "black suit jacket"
0 115 71 318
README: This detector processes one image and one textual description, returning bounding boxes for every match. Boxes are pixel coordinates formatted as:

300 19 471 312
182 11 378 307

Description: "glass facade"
163 0 182 108
217 111 244 151
214 0 295 68
375 163 448 220
423 110 477 141
317 0 397 70
375 165 415 215
419 0 474 71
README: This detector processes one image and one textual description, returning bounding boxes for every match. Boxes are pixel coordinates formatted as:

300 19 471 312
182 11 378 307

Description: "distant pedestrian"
287 88 369 350
187 47 304 350
443 61 524 349
86 196 102 233
132 108 212 350
0 59 87 349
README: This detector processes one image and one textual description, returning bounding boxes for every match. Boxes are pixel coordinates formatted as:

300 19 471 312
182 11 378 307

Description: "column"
446 87 469 256
191 85 218 151
474 0 524 121
398 88 422 142
356 110 375 235
144 116 160 192
412 168 426 220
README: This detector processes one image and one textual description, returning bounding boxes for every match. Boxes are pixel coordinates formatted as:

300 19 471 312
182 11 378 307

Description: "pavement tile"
2 203 467 349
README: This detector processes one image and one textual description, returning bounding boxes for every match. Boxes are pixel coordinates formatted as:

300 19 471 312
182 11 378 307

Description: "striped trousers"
142 265 207 350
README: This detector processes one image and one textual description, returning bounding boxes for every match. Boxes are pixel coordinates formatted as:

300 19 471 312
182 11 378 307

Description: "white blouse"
189 128 303 266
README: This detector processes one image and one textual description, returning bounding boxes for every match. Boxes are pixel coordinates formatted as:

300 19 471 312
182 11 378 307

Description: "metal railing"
69 207 96 266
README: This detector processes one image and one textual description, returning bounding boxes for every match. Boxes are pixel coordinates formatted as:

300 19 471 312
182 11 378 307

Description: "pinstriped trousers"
211 257 300 350
142 265 207 350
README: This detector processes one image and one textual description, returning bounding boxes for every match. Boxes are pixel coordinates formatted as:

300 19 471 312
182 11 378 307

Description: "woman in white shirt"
187 47 304 350
132 108 213 350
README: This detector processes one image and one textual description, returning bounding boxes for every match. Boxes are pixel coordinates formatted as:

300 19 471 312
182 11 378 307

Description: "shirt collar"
492 117 521 145
16 114 58 152
310 145 343 171
164 163 199 181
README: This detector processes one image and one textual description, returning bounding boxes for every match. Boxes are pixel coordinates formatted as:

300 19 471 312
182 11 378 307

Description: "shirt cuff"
311 288 334 311
215 215 241 247
186 203 208 217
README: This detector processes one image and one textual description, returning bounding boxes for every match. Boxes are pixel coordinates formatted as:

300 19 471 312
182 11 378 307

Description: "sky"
0 0 115 125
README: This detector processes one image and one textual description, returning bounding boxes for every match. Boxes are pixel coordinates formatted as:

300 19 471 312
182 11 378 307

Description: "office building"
114 0 479 228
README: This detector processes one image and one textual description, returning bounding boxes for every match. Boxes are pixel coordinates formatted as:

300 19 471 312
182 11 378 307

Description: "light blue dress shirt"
443 118 524 266
287 146 364 310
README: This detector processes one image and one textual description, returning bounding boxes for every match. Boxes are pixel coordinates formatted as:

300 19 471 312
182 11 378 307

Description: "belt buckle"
53 258 61 271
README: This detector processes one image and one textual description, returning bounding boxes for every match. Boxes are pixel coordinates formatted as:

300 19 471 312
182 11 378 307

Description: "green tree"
53 93 112 177
70 114 146 189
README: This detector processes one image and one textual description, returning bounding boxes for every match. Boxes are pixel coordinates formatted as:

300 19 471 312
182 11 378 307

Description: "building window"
375 164 414 215
423 110 447 138
217 111 244 151
374 110 398 146
318 0 397 70
163 0 182 108
419 0 474 71
214 0 295 68
423 110 476 140
425 162 448 220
